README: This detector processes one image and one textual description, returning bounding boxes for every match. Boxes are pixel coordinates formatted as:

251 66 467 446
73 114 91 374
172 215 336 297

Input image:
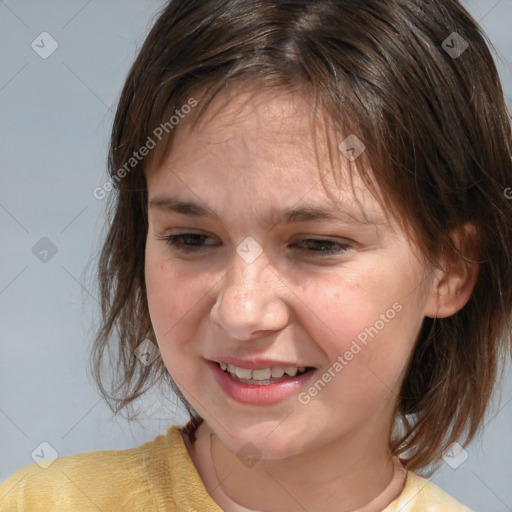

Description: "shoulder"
0 425 184 511
384 471 474 512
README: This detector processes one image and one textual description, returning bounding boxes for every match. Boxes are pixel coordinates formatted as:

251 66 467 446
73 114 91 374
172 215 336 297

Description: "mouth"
208 358 318 405
214 360 316 386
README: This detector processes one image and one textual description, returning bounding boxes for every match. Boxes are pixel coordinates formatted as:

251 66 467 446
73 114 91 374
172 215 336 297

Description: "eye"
290 238 351 256
155 232 218 253
156 232 351 258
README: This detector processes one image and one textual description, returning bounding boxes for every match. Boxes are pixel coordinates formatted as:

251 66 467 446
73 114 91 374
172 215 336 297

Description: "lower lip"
208 360 316 405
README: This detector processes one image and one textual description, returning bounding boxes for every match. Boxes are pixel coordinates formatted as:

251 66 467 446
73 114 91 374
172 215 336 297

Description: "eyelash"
155 233 351 257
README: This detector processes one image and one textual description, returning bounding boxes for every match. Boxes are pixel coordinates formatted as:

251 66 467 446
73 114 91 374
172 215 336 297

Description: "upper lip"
209 356 314 370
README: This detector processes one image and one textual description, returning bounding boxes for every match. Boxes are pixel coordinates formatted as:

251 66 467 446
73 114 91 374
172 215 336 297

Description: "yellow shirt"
0 425 473 511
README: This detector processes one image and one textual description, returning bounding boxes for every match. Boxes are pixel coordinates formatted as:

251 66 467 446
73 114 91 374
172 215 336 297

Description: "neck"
190 418 404 512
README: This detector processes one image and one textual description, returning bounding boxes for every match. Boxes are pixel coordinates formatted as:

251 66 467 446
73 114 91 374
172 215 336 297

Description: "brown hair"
90 0 512 472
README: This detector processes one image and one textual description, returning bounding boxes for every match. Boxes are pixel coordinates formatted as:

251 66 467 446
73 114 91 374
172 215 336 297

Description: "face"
144 86 439 460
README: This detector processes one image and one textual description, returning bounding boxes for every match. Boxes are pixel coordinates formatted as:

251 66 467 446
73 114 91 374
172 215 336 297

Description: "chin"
220 424 308 461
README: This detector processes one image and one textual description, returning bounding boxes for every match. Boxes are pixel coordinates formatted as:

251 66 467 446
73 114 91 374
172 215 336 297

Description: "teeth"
252 368 272 380
235 367 252 379
218 362 308 380
271 366 285 378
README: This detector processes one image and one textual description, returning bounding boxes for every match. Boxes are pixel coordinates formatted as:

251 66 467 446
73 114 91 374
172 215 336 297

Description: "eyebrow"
148 195 383 227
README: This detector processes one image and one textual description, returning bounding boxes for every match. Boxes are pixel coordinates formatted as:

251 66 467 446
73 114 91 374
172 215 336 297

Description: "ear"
424 223 480 319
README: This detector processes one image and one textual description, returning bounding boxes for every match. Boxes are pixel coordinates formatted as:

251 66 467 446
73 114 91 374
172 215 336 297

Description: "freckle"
343 279 362 293
235 291 249 302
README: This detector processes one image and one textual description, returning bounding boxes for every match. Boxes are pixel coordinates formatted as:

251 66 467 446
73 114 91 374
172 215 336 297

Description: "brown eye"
291 238 350 256
156 232 218 253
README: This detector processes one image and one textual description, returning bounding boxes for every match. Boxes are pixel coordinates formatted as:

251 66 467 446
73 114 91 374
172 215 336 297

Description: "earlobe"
424 223 480 319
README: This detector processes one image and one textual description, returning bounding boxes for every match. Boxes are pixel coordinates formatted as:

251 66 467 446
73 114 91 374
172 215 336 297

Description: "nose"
210 249 290 341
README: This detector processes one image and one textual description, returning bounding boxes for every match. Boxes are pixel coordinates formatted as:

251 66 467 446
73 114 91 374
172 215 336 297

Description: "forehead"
188 86 314 145
162 87 324 179
147 85 389 228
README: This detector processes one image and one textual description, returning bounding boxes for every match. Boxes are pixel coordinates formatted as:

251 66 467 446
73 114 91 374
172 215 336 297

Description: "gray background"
0 1 511 510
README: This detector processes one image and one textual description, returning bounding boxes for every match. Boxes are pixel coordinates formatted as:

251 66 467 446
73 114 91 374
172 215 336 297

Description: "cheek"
145 246 208 350
297 268 419 403
145 260 210 386
300 267 395 351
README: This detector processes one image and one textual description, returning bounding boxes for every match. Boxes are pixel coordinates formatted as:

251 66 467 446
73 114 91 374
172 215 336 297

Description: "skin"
144 85 477 512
